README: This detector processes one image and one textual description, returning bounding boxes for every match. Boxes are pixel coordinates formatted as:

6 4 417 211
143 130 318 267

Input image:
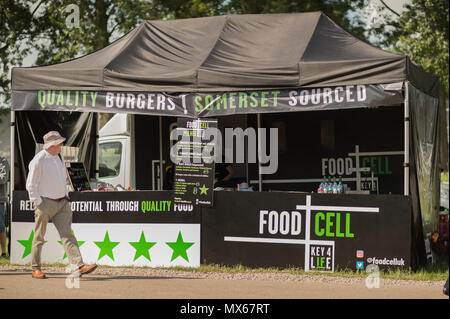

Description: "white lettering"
288 90 298 106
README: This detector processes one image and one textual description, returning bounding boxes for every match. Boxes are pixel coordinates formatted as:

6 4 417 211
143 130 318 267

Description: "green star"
129 231 157 262
17 230 32 259
94 231 120 261
166 231 194 263
58 230 85 259
17 230 47 259
199 184 209 195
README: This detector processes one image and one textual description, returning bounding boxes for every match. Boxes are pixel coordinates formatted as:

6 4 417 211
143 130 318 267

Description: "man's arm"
26 157 43 206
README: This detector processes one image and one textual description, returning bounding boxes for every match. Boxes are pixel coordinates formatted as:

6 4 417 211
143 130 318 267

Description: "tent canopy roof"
12 12 439 97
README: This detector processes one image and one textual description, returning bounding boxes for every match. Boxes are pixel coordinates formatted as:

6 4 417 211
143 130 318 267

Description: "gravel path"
0 264 447 299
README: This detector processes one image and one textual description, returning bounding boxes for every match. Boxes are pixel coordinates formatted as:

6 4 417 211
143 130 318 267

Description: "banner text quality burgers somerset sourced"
33 85 369 114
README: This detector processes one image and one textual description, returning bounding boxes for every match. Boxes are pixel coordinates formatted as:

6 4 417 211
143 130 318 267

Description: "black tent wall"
14 111 97 190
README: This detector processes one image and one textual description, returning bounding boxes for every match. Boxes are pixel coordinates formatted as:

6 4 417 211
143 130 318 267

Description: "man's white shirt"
26 150 69 206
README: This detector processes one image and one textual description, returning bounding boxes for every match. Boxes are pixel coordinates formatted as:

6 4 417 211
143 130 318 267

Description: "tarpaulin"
11 12 439 112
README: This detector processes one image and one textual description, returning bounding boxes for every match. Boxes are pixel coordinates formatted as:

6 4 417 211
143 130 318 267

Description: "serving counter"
11 190 412 272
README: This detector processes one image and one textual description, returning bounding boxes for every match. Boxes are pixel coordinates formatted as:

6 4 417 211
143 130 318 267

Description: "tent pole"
257 113 262 192
9 111 14 203
159 116 164 190
404 81 410 196
9 110 15 256
95 113 99 180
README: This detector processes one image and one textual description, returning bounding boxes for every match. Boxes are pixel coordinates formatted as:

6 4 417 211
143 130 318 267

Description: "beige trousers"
31 197 83 270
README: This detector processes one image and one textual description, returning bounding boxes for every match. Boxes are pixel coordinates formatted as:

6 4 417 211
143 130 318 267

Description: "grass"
2 255 447 282
1 220 447 282
2 224 447 282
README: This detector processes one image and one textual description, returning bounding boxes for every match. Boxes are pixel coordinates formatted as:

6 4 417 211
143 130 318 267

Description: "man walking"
26 131 97 279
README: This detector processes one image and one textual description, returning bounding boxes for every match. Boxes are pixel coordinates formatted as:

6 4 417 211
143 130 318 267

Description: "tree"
222 0 367 39
370 0 449 98
0 0 44 112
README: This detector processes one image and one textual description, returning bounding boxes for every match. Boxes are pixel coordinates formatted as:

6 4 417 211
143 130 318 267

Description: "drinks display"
318 176 344 194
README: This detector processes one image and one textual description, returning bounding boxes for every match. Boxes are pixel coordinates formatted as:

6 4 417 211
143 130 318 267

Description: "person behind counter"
214 156 235 188
26 131 97 279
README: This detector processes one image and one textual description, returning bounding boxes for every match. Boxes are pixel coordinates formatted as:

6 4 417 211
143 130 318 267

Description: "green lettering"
261 91 269 107
370 157 377 175
362 157 370 176
326 212 335 237
166 201 171 211
335 213 345 237
195 96 203 112
47 90 55 105
317 257 325 269
345 213 354 238
205 95 214 111
272 91 280 106
385 157 392 175
74 91 79 106
81 91 88 106
238 92 248 108
66 91 73 106
229 92 237 109
250 92 258 107
221 93 228 110
214 94 222 110
37 91 46 108
378 156 384 174
56 90 64 105
90 92 98 107
315 212 325 236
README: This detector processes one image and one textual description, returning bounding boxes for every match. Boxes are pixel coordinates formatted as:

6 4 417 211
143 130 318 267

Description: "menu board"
65 162 91 191
174 118 217 207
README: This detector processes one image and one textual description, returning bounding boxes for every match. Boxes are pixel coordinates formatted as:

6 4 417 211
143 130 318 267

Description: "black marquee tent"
10 12 447 267
12 12 439 96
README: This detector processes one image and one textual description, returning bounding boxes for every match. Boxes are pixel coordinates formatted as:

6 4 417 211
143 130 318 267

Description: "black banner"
201 192 411 271
13 190 412 271
12 84 403 117
12 190 201 224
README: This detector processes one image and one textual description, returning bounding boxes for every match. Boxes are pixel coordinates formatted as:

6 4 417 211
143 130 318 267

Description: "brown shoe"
32 269 46 279
73 263 97 276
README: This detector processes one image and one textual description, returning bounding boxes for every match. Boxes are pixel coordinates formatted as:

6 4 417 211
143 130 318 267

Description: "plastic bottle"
318 177 326 193
332 177 338 194
338 176 343 194
327 177 333 193
317 181 323 193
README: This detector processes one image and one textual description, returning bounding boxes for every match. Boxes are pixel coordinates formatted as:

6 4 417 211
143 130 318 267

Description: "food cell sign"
202 192 411 272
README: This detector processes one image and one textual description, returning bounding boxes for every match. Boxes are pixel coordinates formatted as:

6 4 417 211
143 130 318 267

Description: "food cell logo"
356 250 364 258
356 261 364 270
